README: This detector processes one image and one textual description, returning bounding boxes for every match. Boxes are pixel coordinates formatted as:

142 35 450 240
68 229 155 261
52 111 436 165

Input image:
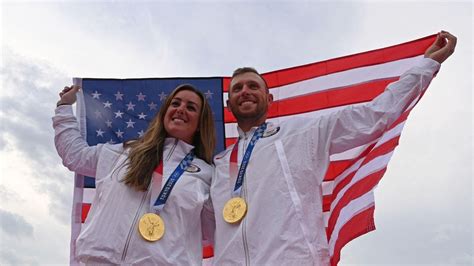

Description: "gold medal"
223 197 247 224
138 213 165 241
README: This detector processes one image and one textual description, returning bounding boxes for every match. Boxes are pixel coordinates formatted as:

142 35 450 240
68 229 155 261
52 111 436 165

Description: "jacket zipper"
121 186 150 262
241 133 251 266
120 139 179 262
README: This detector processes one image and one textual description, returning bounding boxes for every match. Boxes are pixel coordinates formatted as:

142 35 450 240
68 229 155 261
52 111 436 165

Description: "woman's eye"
171 101 180 107
187 106 197 112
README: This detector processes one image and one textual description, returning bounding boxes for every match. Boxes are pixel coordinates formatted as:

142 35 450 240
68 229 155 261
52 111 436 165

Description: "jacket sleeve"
321 57 440 155
52 105 103 177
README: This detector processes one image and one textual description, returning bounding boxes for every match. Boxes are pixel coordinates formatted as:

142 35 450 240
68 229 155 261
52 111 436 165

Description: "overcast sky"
0 1 472 265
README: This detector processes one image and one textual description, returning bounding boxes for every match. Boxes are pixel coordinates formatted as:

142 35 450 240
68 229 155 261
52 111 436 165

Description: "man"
211 31 456 265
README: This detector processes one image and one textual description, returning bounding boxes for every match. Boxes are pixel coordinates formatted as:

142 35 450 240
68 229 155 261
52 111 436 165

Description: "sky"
0 0 472 265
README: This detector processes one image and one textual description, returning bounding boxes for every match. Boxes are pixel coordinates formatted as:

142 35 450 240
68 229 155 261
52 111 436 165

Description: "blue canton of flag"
81 78 225 188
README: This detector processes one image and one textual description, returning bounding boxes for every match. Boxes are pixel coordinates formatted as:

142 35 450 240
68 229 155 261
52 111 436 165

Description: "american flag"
71 34 437 265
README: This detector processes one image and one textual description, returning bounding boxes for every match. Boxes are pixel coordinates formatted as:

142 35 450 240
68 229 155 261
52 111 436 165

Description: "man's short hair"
231 67 269 91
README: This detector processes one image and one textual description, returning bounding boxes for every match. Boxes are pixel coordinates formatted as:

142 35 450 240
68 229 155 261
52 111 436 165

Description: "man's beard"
230 104 267 123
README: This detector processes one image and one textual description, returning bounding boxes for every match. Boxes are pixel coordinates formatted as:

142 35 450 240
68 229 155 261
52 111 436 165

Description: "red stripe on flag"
330 206 376 266
323 195 332 212
327 136 401 219
388 109 410 131
325 160 354 182
324 143 377 182
326 168 386 240
223 35 436 92
81 203 91 223
224 78 397 123
225 137 237 148
360 137 401 167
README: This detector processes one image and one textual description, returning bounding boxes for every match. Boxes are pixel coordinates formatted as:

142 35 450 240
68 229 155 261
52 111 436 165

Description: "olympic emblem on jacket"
186 164 201 173
262 126 280 138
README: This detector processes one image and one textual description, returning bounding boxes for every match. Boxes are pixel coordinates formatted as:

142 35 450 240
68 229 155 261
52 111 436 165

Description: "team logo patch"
186 164 201 173
262 126 280 138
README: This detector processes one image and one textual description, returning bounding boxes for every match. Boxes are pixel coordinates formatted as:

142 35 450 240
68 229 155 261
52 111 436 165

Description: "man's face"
227 72 273 122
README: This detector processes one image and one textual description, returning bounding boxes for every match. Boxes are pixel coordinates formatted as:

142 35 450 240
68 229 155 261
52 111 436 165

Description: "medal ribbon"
150 150 195 212
230 123 267 197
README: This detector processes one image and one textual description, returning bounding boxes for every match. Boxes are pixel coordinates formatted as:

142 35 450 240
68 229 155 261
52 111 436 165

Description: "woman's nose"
176 104 185 113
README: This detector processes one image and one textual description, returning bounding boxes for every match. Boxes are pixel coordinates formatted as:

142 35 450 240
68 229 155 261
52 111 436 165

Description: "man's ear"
268 93 274 105
226 99 231 112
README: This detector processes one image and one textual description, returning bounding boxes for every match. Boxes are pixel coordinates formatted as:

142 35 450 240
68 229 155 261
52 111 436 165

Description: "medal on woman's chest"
138 150 195 241
138 213 165 241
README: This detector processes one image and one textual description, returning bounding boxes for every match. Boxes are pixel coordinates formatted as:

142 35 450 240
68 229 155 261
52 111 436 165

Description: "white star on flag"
105 120 113 128
136 92 146 101
114 91 124 100
103 101 112 108
92 91 101 99
159 91 167 101
204 90 213 99
115 129 124 138
138 112 147 120
126 119 136 128
148 102 158 110
114 110 124 118
94 110 102 118
126 102 136 111
96 129 105 137
138 130 145 137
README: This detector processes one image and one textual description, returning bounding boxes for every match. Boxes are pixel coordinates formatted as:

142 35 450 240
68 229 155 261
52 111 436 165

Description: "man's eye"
232 86 242 92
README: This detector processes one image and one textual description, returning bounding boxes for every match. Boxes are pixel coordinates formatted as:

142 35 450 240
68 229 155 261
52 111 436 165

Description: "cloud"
1 47 73 224
0 209 34 238
0 185 24 203
0 248 38 266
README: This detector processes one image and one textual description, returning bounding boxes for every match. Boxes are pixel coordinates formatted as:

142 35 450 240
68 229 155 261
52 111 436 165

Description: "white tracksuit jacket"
211 58 440 266
53 106 214 265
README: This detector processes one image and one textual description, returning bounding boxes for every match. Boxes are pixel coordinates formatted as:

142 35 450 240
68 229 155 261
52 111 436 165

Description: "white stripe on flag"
374 121 406 149
83 188 96 204
328 191 375 255
322 181 334 196
331 151 394 212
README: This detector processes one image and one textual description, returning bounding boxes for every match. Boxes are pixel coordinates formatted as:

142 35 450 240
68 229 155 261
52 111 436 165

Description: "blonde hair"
121 84 215 191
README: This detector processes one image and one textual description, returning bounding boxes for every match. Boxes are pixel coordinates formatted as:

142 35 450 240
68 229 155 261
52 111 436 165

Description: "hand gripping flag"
70 34 437 265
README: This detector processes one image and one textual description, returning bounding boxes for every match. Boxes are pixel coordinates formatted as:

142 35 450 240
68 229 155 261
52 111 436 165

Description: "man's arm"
323 31 456 155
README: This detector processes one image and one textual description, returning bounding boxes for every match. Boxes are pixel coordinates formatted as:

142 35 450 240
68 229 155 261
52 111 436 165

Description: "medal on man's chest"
223 197 247 223
223 123 267 224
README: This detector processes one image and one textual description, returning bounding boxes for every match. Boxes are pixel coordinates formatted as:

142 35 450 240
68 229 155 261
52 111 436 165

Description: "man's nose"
241 85 251 95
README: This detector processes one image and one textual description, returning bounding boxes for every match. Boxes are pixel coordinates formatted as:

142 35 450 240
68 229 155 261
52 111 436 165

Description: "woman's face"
164 90 202 144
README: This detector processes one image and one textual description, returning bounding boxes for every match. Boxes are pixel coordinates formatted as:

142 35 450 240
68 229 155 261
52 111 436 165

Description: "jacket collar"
163 138 194 161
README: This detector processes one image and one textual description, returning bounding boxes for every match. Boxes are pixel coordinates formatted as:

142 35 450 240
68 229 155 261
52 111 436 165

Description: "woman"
53 84 215 265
